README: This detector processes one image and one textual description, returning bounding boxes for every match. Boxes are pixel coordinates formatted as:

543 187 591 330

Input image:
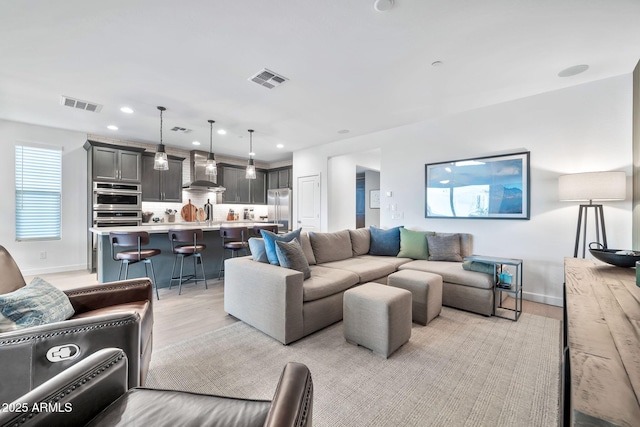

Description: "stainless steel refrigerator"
267 188 292 232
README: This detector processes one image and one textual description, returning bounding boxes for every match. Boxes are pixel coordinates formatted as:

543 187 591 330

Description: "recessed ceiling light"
120 106 134 114
217 129 227 135
277 144 284 149
192 141 201 146
338 129 350 134
107 125 118 130
558 64 589 77
431 61 443 67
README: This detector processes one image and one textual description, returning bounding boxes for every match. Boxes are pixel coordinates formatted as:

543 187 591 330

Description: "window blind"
15 144 62 241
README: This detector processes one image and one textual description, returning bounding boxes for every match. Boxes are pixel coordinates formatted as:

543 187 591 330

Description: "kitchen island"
90 222 281 287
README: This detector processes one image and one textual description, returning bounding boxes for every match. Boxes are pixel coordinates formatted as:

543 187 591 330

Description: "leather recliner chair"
0 348 314 427
0 245 154 405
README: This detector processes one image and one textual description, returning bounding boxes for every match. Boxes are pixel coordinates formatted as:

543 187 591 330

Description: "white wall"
0 120 88 275
293 74 633 306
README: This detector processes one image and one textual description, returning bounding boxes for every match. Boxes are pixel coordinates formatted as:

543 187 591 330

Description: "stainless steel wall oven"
93 182 142 211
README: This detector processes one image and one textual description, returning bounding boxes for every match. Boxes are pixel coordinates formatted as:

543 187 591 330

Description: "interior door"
297 174 321 232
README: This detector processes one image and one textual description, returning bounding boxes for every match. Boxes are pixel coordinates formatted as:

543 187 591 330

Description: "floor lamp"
559 171 626 258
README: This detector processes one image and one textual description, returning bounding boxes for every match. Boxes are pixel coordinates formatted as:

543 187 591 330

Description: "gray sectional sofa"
224 228 495 345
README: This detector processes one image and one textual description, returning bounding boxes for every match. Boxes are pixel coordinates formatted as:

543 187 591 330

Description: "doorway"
356 167 380 228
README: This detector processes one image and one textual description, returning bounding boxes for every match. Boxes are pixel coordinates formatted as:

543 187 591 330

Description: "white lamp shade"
558 171 626 201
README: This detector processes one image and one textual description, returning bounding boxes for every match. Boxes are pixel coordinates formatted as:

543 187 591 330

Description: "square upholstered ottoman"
388 270 442 325
343 282 412 358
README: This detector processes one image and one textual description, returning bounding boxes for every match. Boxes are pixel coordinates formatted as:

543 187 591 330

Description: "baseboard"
523 291 563 307
21 263 87 277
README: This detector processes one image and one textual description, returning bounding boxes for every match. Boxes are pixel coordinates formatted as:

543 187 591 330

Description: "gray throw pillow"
275 239 311 279
248 237 269 263
0 277 75 333
427 233 463 262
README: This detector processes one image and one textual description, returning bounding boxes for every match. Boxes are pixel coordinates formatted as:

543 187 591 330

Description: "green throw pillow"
397 228 434 259
0 277 75 333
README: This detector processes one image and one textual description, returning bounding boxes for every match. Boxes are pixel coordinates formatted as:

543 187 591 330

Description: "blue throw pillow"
261 228 302 265
0 277 75 333
369 226 404 256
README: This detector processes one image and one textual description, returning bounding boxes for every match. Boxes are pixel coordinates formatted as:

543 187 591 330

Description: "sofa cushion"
299 232 317 265
303 266 360 302
0 277 75 332
309 230 353 264
398 228 434 260
369 226 403 256
321 257 397 283
261 228 302 265
275 239 311 279
248 238 268 263
349 228 370 256
399 260 494 290
356 255 413 269
427 233 463 262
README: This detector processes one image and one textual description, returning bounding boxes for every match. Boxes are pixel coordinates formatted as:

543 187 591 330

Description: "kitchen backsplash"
142 190 268 223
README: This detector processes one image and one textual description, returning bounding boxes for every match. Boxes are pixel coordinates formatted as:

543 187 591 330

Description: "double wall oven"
90 182 143 272
93 182 142 227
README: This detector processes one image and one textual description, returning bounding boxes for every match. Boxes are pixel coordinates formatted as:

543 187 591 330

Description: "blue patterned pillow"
0 277 75 333
369 226 404 256
261 228 302 265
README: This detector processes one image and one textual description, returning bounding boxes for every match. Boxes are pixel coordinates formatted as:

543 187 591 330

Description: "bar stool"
109 231 160 300
168 228 208 295
252 224 279 237
218 226 249 279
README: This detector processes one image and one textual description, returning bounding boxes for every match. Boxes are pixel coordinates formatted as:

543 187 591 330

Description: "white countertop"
90 222 283 235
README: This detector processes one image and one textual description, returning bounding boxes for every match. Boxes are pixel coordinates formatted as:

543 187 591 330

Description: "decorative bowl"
588 243 640 268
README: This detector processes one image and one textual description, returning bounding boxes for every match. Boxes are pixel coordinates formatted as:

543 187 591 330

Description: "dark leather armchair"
0 348 313 427
0 245 154 405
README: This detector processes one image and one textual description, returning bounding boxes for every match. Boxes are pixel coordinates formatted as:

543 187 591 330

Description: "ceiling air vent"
60 96 103 112
249 68 288 89
170 126 192 133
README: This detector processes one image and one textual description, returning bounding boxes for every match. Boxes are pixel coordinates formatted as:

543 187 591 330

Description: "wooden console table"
564 257 640 426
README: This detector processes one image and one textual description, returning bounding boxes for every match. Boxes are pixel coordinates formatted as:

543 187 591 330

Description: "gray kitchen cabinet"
268 166 292 189
92 145 142 183
141 153 184 202
220 164 266 204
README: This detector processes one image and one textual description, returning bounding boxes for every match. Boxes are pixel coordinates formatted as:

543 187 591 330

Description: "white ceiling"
1 0 640 162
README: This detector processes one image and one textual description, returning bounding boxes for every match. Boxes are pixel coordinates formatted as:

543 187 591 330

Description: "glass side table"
464 255 523 321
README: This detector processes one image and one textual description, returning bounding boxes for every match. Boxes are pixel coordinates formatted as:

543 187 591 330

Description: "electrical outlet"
39 252 47 259
391 212 403 220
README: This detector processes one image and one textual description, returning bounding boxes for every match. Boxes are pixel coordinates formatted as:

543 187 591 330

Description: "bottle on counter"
227 209 234 221
204 199 213 221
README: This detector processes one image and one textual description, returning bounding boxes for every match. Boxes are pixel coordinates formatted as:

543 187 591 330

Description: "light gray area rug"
147 307 560 427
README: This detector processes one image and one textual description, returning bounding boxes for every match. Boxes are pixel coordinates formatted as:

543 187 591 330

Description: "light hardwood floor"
27 270 563 349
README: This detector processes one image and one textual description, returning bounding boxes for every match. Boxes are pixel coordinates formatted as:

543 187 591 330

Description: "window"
15 144 62 241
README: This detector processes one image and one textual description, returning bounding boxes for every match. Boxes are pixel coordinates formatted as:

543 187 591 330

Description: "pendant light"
154 106 169 171
206 119 217 177
245 129 256 179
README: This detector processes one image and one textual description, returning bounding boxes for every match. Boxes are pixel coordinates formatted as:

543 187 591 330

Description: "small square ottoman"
388 270 442 325
343 282 412 358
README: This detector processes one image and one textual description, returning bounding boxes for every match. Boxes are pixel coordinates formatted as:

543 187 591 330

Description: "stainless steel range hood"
183 150 225 192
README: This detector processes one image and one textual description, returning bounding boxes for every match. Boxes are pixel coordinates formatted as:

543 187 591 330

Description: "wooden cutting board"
181 199 197 222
